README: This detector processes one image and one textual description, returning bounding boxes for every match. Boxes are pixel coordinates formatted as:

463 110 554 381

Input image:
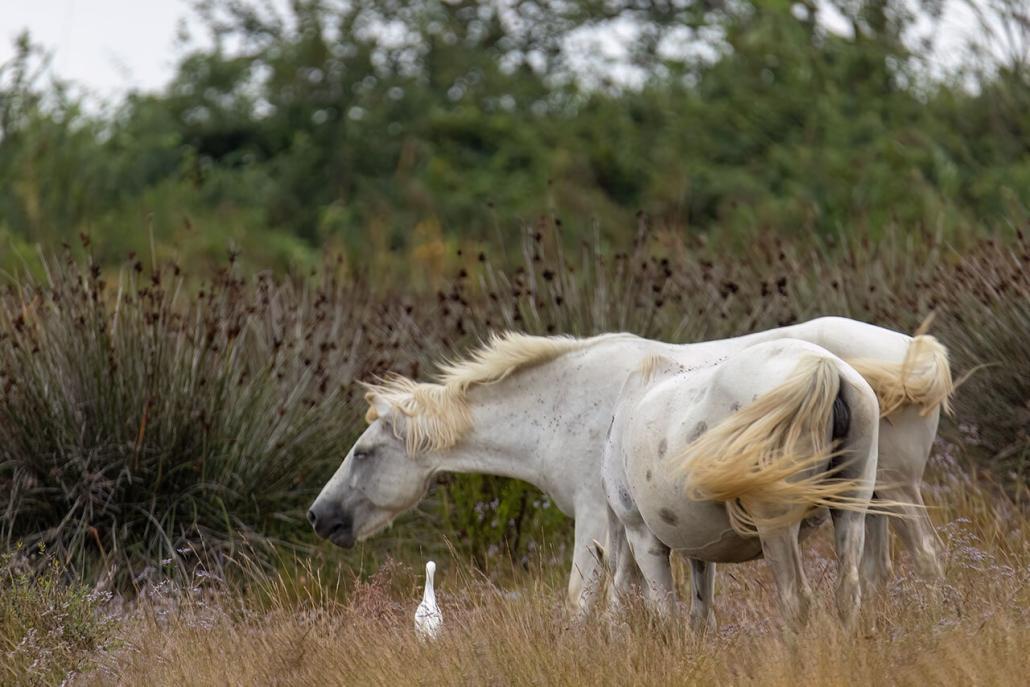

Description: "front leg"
604 505 644 612
689 559 717 634
568 511 608 617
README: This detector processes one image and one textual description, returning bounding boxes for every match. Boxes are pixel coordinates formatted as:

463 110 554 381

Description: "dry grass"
78 457 1027 687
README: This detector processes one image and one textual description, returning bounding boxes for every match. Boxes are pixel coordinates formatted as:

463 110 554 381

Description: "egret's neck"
423 573 436 604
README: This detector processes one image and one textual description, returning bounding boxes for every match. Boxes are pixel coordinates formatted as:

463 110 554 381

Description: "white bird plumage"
414 560 442 640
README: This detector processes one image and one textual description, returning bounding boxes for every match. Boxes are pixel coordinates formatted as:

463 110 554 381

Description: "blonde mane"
363 332 631 453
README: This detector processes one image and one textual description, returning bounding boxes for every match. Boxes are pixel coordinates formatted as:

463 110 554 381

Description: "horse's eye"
353 448 373 460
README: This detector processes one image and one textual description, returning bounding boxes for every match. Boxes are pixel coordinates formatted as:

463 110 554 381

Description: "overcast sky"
0 0 1003 100
1 1 194 99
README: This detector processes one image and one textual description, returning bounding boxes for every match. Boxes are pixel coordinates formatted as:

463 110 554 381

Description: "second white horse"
603 339 882 629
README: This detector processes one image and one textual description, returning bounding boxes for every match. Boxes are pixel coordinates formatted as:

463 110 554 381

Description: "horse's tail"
677 356 870 535
847 334 953 418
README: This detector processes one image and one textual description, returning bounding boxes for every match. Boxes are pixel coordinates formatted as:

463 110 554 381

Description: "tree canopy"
1 0 1027 271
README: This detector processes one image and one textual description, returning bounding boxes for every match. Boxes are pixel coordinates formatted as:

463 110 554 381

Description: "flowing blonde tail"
678 357 869 535
848 334 953 418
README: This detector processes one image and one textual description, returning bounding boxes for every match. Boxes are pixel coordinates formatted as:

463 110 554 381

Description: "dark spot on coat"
729 401 741 412
645 469 652 481
659 508 678 525
618 487 634 511
689 421 707 442
657 438 667 457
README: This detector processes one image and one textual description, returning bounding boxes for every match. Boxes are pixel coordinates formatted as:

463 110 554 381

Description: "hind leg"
689 559 717 634
883 483 943 578
875 407 942 579
861 511 893 595
831 375 879 628
755 521 812 629
831 508 866 629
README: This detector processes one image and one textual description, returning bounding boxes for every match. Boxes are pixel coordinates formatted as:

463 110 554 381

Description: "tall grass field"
1 226 1027 685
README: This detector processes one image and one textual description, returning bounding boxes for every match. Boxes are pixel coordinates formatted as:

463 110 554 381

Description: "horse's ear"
364 391 392 425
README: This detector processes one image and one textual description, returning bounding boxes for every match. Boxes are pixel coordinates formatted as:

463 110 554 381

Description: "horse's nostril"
307 509 318 527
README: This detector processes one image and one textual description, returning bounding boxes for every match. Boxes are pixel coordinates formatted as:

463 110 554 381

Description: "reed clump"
0 227 1027 588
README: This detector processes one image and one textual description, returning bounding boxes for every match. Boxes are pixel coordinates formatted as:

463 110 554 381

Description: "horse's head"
309 334 586 547
308 398 437 548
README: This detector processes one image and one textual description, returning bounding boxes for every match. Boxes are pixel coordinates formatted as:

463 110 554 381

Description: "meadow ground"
6 454 1023 687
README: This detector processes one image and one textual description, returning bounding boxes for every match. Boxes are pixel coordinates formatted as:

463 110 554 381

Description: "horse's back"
773 317 911 363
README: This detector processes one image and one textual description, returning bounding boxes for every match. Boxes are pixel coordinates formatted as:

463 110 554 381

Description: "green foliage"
1 2 1028 268
439 474 568 571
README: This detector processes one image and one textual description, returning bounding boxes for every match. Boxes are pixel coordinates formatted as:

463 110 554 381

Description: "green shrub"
0 248 416 586
0 547 114 686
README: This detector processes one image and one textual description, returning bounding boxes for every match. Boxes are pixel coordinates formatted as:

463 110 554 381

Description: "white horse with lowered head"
602 339 882 629
307 317 952 615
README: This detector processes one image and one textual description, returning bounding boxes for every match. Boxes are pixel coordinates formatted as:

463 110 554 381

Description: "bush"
0 547 114 685
0 248 419 586
935 232 1030 482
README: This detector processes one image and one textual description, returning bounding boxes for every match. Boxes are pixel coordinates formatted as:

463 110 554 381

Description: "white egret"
415 561 442 640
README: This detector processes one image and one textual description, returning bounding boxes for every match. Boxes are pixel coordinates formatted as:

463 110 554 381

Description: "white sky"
1 0 195 99
0 0 1011 100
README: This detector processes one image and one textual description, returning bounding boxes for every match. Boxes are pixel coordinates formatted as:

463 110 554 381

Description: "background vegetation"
0 0 1028 683
1 0 1028 272
1 226 1026 591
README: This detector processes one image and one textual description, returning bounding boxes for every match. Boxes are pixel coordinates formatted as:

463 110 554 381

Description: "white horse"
307 317 952 614
602 340 882 629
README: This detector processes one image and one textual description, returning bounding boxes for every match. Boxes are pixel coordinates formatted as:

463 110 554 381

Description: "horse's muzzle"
308 501 355 548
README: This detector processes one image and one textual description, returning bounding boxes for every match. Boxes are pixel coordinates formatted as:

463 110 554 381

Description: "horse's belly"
636 492 764 563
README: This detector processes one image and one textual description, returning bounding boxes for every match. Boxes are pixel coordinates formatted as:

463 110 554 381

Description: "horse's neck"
433 342 648 509
440 423 548 487
435 385 571 499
